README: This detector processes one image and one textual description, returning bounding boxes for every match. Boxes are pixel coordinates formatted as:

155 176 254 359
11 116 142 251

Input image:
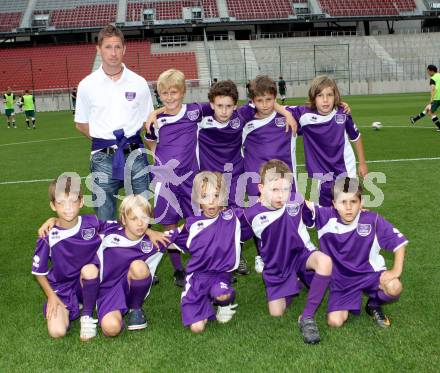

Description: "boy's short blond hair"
307 75 341 110
49 173 83 202
157 69 186 94
119 194 152 223
332 177 363 201
259 159 293 185
192 171 227 207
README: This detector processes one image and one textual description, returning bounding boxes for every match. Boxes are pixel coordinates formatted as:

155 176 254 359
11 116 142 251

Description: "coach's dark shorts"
431 100 440 113
5 108 14 116
25 110 35 117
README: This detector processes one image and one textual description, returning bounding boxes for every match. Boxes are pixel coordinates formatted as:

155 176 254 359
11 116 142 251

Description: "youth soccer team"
32 70 408 345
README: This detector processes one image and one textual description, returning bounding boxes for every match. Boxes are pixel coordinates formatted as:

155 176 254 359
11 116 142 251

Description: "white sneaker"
255 256 264 274
216 304 238 323
80 315 98 341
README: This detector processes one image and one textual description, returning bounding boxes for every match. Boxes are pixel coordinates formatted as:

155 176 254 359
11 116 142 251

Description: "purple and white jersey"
197 104 255 176
97 226 176 291
244 200 316 282
32 215 115 284
174 208 253 274
308 205 408 277
292 105 360 179
242 108 297 193
146 103 207 174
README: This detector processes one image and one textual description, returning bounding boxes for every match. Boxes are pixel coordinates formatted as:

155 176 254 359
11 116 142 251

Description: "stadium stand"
318 0 417 17
0 44 96 91
225 0 294 20
34 0 117 28
127 0 219 22
0 0 28 32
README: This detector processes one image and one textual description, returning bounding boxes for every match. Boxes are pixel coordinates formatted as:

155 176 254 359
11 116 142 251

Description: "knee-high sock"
367 290 400 308
168 249 184 271
81 278 100 317
128 276 152 309
301 273 331 320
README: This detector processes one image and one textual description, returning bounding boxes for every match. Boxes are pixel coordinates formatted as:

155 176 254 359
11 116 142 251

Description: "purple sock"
301 273 331 320
368 290 400 308
168 250 184 271
128 276 152 309
81 278 100 317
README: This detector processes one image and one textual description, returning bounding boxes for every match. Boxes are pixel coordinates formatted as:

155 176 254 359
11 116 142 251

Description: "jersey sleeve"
237 103 256 123
302 202 316 228
234 208 254 242
345 114 361 141
97 218 119 234
199 102 214 117
375 215 408 253
32 238 50 275
430 78 435 86
172 224 190 253
144 123 158 141
74 81 90 124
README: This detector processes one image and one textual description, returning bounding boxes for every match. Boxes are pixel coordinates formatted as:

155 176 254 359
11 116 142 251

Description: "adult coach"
75 25 153 220
278 76 286 104
3 87 16 128
410 64 440 131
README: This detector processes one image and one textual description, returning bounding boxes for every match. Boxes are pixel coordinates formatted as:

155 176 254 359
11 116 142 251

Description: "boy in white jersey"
304 177 407 328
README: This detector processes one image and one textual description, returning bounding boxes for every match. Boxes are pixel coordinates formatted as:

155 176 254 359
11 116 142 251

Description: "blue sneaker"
127 309 147 330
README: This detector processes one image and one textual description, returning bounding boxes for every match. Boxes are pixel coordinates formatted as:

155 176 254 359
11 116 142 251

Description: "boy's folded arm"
38 217 57 238
274 102 298 135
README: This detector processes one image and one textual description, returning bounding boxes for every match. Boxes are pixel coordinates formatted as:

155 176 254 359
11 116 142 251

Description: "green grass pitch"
0 92 439 372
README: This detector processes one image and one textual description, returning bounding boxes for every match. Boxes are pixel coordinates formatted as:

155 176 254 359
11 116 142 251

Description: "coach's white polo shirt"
75 64 153 140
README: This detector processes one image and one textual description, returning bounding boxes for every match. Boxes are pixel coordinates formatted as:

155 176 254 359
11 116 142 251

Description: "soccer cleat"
80 315 98 341
127 308 147 330
152 275 159 286
409 116 416 125
237 254 250 275
435 128 440 132
231 276 238 284
173 269 186 288
298 317 321 344
254 255 264 274
365 303 391 328
216 303 238 323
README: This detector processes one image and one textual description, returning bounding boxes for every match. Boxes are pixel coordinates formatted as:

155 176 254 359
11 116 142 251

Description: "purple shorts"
264 248 313 302
97 277 131 323
327 271 383 314
43 279 82 321
317 179 334 207
181 272 234 327
153 174 196 225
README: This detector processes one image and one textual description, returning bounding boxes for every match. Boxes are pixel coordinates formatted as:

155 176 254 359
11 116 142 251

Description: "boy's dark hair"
259 159 292 184
427 64 438 73
49 173 83 202
332 177 363 201
208 80 239 104
307 75 341 110
249 75 277 100
97 24 125 46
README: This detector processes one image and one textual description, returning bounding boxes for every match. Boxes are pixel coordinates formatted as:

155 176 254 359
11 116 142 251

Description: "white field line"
0 136 83 147
1 157 439 186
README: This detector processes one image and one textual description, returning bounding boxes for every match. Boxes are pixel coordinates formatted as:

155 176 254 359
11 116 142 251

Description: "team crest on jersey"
357 223 372 237
275 117 286 128
230 117 241 129
81 228 96 240
125 92 136 101
222 209 234 221
335 114 346 124
187 109 200 121
141 240 154 254
286 202 300 217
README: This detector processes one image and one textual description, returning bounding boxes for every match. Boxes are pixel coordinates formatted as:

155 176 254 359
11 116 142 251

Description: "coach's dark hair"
332 177 363 201
97 24 125 46
208 80 239 104
427 64 438 73
249 75 277 99
307 75 341 110
49 173 83 202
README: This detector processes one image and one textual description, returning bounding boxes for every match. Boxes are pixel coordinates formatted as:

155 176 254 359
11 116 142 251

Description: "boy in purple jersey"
32 174 112 341
291 75 368 207
96 195 176 336
144 69 208 287
243 160 332 344
172 171 253 333
304 178 407 328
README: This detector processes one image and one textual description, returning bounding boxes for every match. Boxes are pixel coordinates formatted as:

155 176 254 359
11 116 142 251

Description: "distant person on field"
410 64 440 131
75 24 153 221
21 89 36 129
278 76 286 105
71 87 77 115
3 87 16 128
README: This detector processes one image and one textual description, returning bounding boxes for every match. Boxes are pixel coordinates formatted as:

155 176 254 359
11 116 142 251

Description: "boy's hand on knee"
46 294 66 320
380 270 399 287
